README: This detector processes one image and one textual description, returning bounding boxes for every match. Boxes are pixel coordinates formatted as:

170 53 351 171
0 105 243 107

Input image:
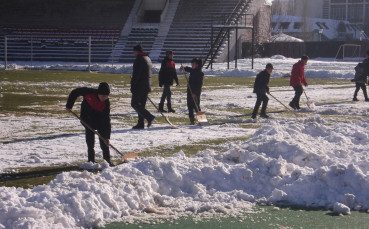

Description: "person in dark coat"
158 50 179 113
131 44 155 129
180 58 204 125
66 82 113 166
251 63 274 119
352 50 369 101
289 55 309 110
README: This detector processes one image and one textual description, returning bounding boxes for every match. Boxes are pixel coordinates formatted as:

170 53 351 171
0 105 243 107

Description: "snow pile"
2 117 369 228
224 117 369 210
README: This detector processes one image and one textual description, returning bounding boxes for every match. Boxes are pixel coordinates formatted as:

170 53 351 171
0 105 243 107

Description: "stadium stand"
157 0 254 63
0 0 263 64
119 27 159 63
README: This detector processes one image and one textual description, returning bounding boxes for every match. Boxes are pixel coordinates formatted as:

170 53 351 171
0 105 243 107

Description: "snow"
1 56 369 228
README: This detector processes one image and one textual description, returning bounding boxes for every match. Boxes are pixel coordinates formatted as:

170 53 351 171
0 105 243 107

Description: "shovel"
303 89 315 110
183 71 208 123
269 92 304 118
69 110 138 162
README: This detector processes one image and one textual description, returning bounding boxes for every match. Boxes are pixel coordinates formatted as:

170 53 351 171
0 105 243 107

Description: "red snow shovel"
69 110 138 162
183 71 208 123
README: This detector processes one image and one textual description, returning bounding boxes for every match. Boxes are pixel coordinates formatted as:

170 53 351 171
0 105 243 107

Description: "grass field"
1 70 364 228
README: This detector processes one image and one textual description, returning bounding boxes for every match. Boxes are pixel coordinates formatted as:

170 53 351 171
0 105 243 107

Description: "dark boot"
289 102 296 110
260 113 269 118
159 103 167 113
167 103 175 113
147 115 155 128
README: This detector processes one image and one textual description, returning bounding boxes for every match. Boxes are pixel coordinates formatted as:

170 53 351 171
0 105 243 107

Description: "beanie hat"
133 44 143 52
97 82 110 95
191 58 202 68
266 63 274 69
166 50 173 56
301 55 309 61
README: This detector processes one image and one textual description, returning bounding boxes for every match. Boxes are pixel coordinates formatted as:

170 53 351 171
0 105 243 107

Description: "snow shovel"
269 93 304 118
303 89 315 110
147 96 179 129
183 71 208 123
69 110 138 162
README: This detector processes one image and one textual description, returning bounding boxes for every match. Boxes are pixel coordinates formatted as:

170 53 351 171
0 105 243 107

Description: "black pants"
354 83 368 99
252 92 269 118
187 91 200 122
291 86 303 108
131 92 154 127
85 127 110 163
160 85 172 108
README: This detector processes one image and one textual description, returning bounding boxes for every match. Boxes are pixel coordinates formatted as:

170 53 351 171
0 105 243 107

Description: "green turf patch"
102 205 369 229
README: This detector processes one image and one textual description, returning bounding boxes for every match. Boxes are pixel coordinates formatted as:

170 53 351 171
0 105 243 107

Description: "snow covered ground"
1 57 369 228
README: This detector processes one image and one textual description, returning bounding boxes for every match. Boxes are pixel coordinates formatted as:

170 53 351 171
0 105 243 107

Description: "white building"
272 0 368 41
273 0 369 25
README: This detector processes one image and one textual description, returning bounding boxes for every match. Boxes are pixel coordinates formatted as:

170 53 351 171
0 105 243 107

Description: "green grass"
103 205 369 229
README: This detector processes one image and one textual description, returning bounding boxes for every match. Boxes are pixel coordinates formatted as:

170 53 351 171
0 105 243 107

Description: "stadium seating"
157 0 253 63
0 0 257 64
119 27 159 63
2 27 121 62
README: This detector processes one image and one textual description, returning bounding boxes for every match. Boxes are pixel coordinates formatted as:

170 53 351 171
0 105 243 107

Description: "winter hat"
133 44 143 52
97 82 110 95
266 63 274 69
191 58 202 68
301 55 309 61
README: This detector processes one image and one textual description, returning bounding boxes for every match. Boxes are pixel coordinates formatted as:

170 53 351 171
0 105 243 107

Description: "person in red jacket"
289 55 309 110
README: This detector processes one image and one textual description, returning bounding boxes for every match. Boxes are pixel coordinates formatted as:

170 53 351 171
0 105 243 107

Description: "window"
348 0 363 3
316 22 324 29
271 22 277 30
331 5 346 20
348 4 363 22
321 22 329 29
293 22 302 29
280 22 290 30
331 0 346 3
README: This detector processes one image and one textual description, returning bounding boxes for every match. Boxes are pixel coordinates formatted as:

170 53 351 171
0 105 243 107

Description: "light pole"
319 29 323 42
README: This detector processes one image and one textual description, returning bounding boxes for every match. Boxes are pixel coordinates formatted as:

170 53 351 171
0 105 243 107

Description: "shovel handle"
69 110 124 156
184 71 201 112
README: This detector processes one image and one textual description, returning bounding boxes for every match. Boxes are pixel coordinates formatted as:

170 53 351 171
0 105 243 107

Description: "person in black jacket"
66 82 113 166
131 45 155 129
251 63 274 119
158 50 179 113
180 58 204 125
352 50 369 101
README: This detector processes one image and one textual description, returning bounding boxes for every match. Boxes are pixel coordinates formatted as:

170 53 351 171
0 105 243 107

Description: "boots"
158 103 167 113
167 104 175 113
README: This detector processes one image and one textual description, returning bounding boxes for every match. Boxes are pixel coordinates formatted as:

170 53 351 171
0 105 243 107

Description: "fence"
243 41 369 59
0 32 120 70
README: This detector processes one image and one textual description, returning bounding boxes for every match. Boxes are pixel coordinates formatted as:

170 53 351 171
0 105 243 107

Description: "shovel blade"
122 152 139 162
196 111 208 123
